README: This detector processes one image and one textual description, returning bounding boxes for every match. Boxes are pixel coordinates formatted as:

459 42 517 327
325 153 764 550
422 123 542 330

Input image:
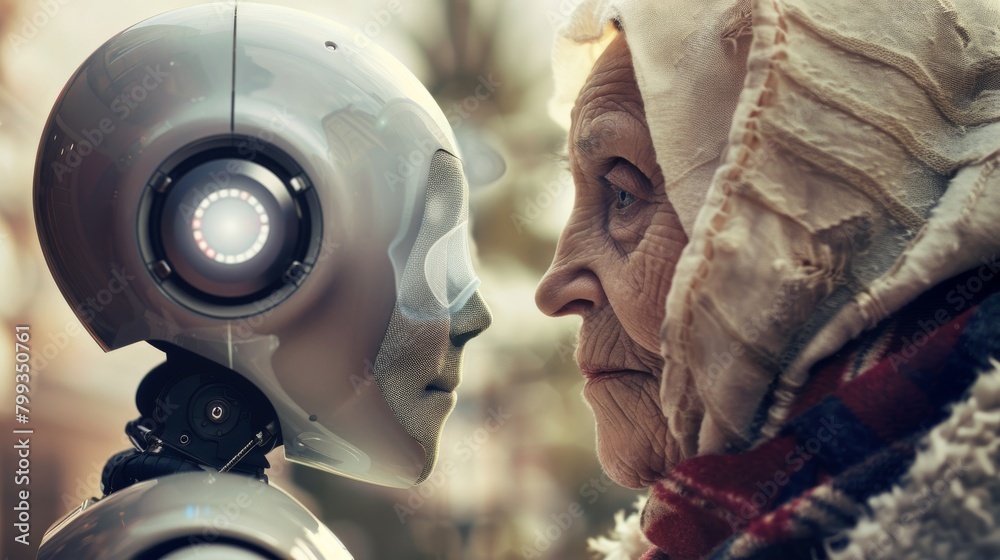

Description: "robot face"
34 3 491 487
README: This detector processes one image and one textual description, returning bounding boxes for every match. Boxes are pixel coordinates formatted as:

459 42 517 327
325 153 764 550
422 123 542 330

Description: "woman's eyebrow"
574 131 603 156
574 118 631 157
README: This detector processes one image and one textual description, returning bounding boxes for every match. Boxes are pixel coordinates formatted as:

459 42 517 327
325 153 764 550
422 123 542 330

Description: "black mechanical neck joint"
101 343 281 496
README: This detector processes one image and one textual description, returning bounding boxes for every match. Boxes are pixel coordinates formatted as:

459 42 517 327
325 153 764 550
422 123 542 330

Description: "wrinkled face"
535 33 688 489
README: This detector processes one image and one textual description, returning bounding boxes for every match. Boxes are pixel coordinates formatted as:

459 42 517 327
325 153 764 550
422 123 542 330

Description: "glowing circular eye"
146 151 320 313
190 187 270 265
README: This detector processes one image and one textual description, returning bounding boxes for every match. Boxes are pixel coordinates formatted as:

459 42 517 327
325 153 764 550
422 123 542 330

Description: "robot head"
33 3 491 487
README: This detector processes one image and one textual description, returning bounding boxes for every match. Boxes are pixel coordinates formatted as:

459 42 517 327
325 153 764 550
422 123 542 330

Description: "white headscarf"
552 0 1000 462
550 0 751 236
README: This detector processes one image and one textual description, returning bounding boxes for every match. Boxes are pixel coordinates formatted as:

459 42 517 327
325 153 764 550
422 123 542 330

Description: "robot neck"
101 343 281 496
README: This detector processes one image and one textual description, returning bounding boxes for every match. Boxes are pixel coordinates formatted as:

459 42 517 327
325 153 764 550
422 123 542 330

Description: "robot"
31 3 492 558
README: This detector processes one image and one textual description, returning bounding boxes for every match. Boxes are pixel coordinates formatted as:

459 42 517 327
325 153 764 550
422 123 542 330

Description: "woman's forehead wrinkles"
577 68 639 122
570 36 644 154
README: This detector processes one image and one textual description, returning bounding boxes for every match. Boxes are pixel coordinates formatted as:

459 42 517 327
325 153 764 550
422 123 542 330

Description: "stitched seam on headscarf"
782 3 1000 126
733 172 875 239
760 119 926 231
725 177 816 232
674 0 791 452
780 63 960 175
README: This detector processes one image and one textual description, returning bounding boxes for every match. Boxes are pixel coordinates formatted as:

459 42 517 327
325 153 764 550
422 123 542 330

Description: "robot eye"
139 140 323 317
191 187 270 265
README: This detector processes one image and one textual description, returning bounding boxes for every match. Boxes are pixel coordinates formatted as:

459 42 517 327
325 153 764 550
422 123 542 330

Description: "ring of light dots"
191 188 270 264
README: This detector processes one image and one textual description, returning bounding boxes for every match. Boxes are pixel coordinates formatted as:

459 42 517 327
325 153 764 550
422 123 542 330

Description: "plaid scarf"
640 270 1000 560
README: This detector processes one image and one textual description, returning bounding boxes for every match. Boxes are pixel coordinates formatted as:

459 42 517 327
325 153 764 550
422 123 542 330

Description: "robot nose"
450 290 492 348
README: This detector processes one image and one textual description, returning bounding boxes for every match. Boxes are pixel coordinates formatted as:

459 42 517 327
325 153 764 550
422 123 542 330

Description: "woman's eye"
599 159 649 213
613 187 636 210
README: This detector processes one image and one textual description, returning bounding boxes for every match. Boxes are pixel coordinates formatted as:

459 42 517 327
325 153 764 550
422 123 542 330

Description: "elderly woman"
535 0 1000 558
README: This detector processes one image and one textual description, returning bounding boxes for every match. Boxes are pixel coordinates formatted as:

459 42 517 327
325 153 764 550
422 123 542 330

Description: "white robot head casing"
34 2 492 488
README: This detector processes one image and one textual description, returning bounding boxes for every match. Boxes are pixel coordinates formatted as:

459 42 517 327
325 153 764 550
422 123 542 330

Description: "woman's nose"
450 290 493 347
535 234 606 318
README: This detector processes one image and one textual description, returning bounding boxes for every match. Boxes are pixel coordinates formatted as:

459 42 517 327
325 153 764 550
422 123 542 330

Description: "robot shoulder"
37 471 352 560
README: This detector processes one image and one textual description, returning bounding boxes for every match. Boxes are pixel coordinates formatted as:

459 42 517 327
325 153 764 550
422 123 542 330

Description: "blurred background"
0 0 643 559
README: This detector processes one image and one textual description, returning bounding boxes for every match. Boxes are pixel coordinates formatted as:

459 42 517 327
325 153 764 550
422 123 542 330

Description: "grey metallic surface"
34 3 235 348
227 3 463 487
34 2 489 488
36 472 353 559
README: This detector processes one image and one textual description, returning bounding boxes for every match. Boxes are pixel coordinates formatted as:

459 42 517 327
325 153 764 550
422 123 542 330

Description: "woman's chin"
584 378 674 489
595 438 660 489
